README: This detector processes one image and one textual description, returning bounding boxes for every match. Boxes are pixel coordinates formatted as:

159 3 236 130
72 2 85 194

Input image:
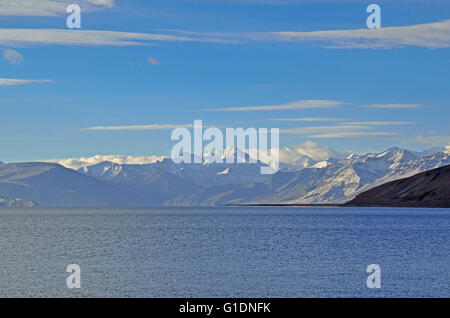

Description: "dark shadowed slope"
0 162 148 207
346 165 450 207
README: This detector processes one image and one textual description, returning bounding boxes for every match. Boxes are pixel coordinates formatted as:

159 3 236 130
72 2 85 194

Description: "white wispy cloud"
86 0 113 8
342 121 415 125
190 0 446 4
0 28 234 47
270 117 348 122
309 132 399 138
44 154 164 170
410 135 450 146
0 78 53 86
280 125 368 135
85 123 204 131
270 20 450 49
361 104 422 109
279 140 344 163
1 17 446 49
148 57 161 65
203 100 343 112
165 19 450 49
0 0 114 16
2 49 22 64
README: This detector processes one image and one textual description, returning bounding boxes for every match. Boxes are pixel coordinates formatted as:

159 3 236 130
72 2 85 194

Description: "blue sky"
0 0 449 163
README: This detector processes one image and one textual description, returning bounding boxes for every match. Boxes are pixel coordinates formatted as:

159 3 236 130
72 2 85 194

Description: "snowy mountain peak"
310 157 340 169
446 144 450 154
311 161 329 168
79 155 270 187
2 146 449 207
79 161 124 180
219 147 257 164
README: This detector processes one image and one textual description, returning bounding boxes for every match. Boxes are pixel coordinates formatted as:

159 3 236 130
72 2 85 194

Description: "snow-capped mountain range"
144 147 448 206
282 147 450 204
79 149 270 187
1 147 449 206
76 146 450 206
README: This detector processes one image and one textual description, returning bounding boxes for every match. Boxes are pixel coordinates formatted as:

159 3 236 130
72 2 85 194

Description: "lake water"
0 207 449 298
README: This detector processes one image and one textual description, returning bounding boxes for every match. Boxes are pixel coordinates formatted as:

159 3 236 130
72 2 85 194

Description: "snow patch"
217 168 230 175
311 161 329 168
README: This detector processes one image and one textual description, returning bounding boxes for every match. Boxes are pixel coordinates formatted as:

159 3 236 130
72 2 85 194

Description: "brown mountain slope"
346 164 450 208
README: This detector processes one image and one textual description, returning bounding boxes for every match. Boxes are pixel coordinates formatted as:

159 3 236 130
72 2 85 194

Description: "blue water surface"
0 206 449 297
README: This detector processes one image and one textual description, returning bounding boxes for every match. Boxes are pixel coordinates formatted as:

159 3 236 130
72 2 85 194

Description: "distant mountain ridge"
77 147 450 206
79 161 204 205
1 147 449 207
0 162 148 207
160 148 450 205
346 164 450 207
76 151 271 205
79 156 269 187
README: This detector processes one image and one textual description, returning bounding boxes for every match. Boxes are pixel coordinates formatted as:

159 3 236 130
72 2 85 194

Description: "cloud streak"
343 121 415 125
0 0 114 16
165 19 450 49
270 117 348 122
361 104 422 109
280 125 401 139
0 78 53 86
270 20 450 49
85 123 206 131
0 28 235 47
203 100 343 112
1 19 448 49
309 132 400 138
280 125 369 135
